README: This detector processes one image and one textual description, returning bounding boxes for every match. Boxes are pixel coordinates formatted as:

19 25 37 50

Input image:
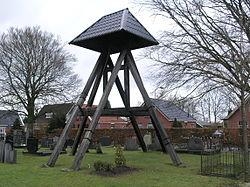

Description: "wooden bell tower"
45 8 183 170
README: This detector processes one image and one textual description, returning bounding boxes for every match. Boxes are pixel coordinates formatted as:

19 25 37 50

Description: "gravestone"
41 138 48 148
5 135 13 147
95 142 103 154
124 137 139 151
0 141 4 163
13 130 26 147
143 134 152 147
88 142 96 149
148 136 162 151
9 150 17 164
3 143 16 164
41 138 54 148
187 138 204 152
66 139 74 147
53 136 59 143
99 137 112 146
4 143 12 163
27 137 38 153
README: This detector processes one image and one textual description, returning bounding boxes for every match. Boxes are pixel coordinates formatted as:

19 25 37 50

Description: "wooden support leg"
71 57 109 156
107 58 147 152
70 50 127 171
45 53 107 167
129 116 147 152
70 116 88 156
126 51 183 166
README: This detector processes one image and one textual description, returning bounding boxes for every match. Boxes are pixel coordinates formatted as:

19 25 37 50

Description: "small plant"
93 160 113 172
114 145 126 167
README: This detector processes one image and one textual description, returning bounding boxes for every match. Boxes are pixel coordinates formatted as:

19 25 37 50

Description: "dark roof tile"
70 8 158 54
151 98 197 122
0 110 20 126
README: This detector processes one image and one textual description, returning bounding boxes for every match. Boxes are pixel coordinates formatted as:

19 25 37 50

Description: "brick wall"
39 128 224 145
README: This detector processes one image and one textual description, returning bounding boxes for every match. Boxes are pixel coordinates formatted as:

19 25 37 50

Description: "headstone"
66 139 74 147
41 138 48 148
148 136 162 151
0 141 5 163
99 137 112 146
143 134 152 147
53 136 59 143
13 130 25 147
95 142 103 154
187 138 204 152
40 138 53 148
27 137 38 153
5 135 13 147
124 137 139 151
88 142 96 149
4 143 12 163
8 150 17 164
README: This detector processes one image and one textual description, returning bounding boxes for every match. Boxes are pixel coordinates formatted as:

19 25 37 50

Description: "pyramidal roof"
70 8 158 54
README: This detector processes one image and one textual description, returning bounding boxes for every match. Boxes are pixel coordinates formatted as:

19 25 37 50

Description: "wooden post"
108 57 147 152
45 53 107 167
126 51 182 166
70 50 127 170
71 56 109 156
70 116 88 156
124 55 130 107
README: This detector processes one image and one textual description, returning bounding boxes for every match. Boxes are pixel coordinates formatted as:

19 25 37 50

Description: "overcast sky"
0 0 165 107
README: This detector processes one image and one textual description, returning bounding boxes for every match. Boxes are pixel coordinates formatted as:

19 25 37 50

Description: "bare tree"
0 26 81 136
161 89 235 123
136 0 250 181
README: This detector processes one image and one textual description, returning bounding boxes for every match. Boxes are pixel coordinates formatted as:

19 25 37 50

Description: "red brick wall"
39 128 216 144
135 110 197 129
225 105 250 129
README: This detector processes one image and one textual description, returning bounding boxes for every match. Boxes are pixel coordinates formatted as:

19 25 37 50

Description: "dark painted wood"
126 51 182 166
107 58 126 102
80 107 149 116
71 56 109 156
124 55 130 107
106 65 125 72
45 53 107 167
70 50 127 170
70 116 88 156
106 57 147 151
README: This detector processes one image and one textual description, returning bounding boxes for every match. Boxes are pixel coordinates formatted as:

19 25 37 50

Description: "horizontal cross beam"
79 107 150 117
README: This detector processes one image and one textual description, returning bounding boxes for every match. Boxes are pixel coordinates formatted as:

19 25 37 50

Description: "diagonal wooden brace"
45 53 108 167
126 51 183 166
70 50 127 170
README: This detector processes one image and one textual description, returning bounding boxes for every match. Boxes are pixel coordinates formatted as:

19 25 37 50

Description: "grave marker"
124 137 139 151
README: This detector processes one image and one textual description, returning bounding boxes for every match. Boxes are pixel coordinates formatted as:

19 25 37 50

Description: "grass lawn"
0 147 242 187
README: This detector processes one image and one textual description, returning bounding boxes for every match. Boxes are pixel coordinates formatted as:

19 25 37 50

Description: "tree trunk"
240 91 249 182
27 101 35 137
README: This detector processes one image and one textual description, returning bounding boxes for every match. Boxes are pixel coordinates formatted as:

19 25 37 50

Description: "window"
111 123 115 128
0 127 5 134
97 124 101 128
238 121 248 128
138 124 143 128
147 123 153 128
45 112 53 119
191 124 196 128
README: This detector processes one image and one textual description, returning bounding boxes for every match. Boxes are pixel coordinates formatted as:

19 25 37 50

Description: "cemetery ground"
0 147 242 187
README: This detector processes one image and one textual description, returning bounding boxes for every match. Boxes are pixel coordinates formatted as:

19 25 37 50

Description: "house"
197 121 224 128
135 98 198 129
35 103 129 134
96 116 129 129
35 103 74 133
0 110 23 140
222 101 250 143
223 101 250 129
